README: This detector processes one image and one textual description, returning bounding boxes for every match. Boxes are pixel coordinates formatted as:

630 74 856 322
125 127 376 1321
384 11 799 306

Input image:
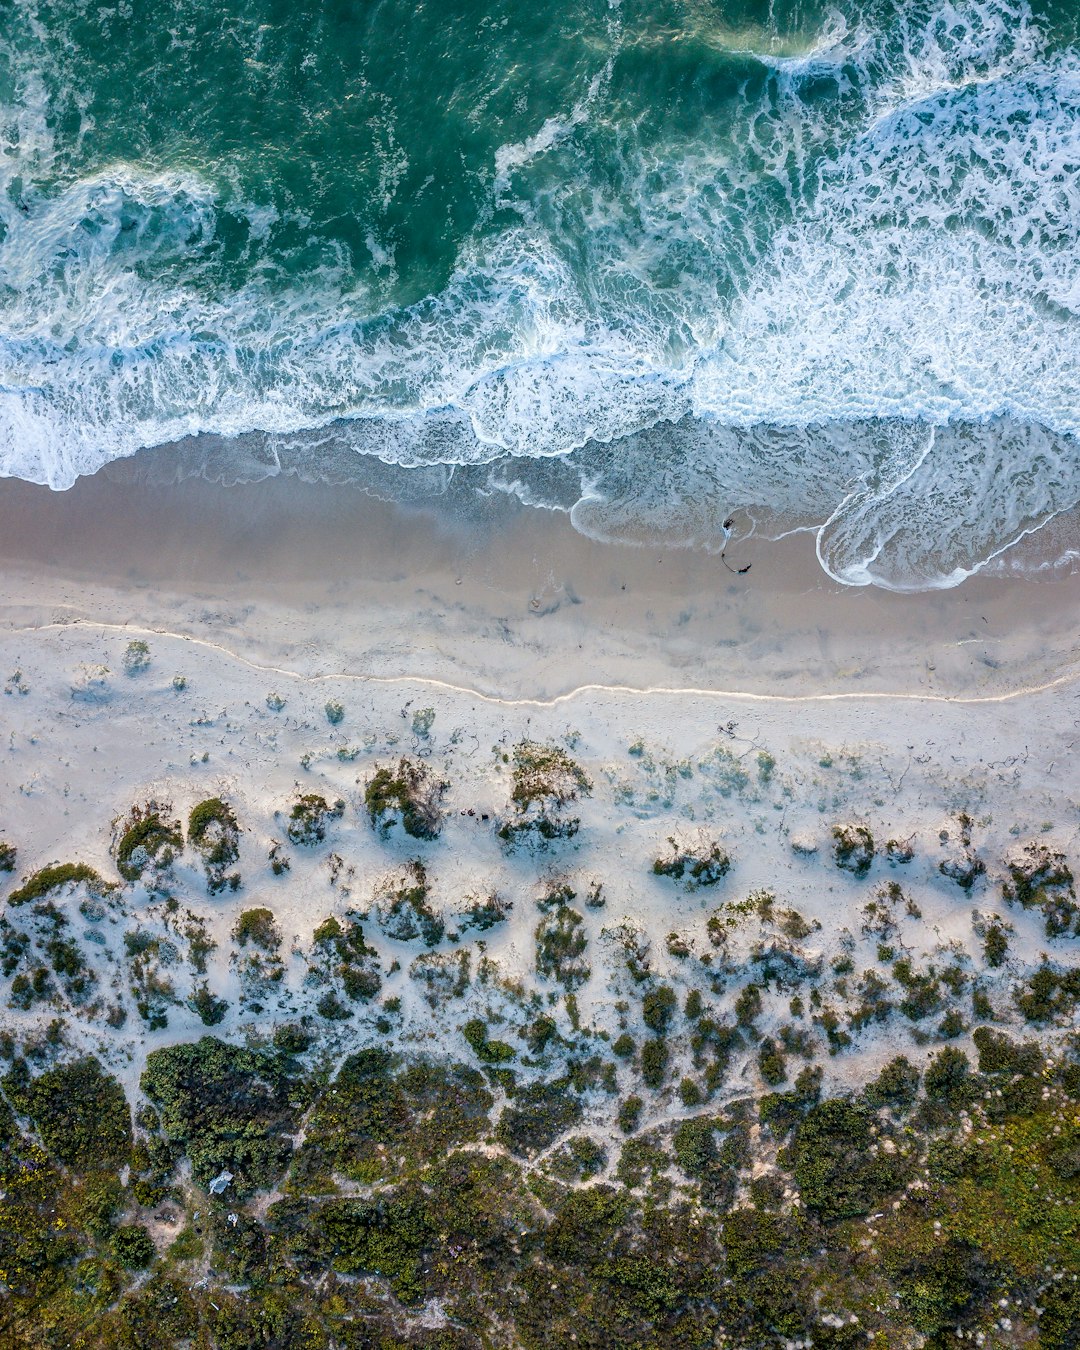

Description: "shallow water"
1 0 1079 589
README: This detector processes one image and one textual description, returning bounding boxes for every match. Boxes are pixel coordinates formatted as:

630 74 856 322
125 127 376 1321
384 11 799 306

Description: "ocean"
1 0 1078 589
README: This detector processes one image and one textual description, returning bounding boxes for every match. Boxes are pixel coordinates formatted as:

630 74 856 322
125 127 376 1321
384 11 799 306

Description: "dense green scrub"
1 1030 1078 1348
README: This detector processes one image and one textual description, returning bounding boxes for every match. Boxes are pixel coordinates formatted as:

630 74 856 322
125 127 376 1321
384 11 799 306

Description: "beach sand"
1 460 1079 703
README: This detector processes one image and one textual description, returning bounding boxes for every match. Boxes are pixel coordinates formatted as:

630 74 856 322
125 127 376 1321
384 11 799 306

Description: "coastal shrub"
783 1098 903 1220
1003 842 1079 937
295 1048 493 1184
112 1224 155 1269
233 906 281 950
548 1134 608 1182
121 640 151 676
832 824 875 877
285 793 344 846
113 802 182 882
188 983 229 1026
498 740 591 846
495 1077 583 1156
461 1016 515 1064
1014 961 1080 1023
8 1056 131 1172
365 757 447 840
652 836 731 886
373 860 443 946
618 1095 643 1133
864 1055 920 1114
459 888 510 932
534 905 590 988
734 982 763 1028
187 798 240 893
757 1037 787 1086
641 983 677 1035
983 920 1009 966
923 1046 974 1109
409 948 470 1007
640 1038 668 1089
0 841 16 873
8 862 108 907
311 914 382 1002
324 699 345 725
141 1037 298 1195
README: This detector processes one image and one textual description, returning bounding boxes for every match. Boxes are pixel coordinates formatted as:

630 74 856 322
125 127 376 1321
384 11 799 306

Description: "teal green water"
1 0 1080 588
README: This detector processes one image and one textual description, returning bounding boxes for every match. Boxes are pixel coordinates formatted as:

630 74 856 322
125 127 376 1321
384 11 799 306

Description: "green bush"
114 804 182 881
9 1056 131 1172
641 983 677 1034
188 984 229 1026
286 793 344 846
187 798 240 892
832 824 874 877
364 758 445 840
640 1038 668 1090
784 1098 904 1221
112 1224 155 1269
141 1037 298 1195
8 863 108 907
863 1055 920 1114
495 1078 583 1157
232 907 280 950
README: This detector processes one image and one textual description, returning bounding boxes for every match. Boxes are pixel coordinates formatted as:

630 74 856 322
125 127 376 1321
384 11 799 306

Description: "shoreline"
2 460 1080 703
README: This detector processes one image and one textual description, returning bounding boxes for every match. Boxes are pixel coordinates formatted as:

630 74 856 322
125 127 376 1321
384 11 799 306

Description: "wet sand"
1 458 1079 701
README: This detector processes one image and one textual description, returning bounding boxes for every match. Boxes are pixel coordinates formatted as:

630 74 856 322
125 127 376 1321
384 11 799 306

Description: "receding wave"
1 0 1079 589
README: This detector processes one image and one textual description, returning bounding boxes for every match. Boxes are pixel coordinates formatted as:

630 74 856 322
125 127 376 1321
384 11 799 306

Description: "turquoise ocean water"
1 0 1079 588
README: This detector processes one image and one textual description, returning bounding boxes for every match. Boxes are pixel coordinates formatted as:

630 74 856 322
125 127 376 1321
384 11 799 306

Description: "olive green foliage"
1015 961 1080 1023
652 836 730 886
461 1016 515 1064
188 982 229 1026
1004 842 1079 937
863 1055 920 1113
187 797 240 893
295 1048 493 1185
8 862 108 907
112 1224 155 1269
757 1036 787 1085
311 913 382 1002
364 757 446 840
0 840 16 873
121 639 151 675
499 740 591 845
983 919 1009 967
782 1097 906 1220
641 983 676 1034
374 859 444 945
832 824 875 877
141 1037 299 1194
640 1038 668 1089
113 802 182 882
5 1056 130 1171
4 1026 1080 1350
233 906 281 950
495 1077 583 1156
534 904 590 988
285 793 345 846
